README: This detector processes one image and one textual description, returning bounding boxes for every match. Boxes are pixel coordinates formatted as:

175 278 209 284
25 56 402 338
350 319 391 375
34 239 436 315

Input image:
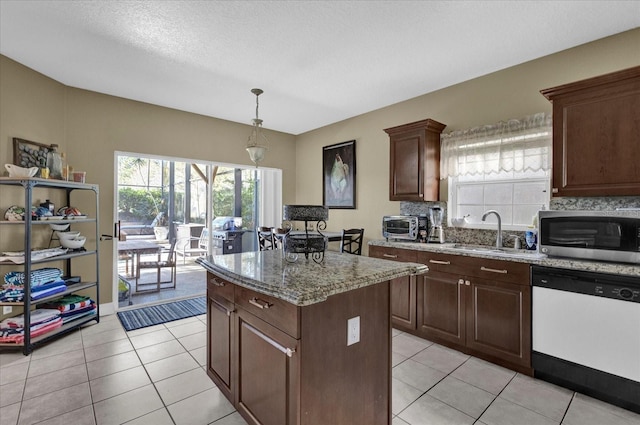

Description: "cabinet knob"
552 188 559 193
458 279 464 285
465 280 471 286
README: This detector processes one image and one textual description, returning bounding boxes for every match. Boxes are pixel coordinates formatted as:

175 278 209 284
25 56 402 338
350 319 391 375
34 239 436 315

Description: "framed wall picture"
323 140 356 209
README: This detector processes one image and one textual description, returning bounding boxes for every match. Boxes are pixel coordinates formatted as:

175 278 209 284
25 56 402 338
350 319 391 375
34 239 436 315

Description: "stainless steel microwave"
539 210 640 264
382 215 419 241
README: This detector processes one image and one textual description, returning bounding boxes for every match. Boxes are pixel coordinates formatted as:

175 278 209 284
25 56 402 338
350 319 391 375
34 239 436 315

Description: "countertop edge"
197 253 427 306
368 240 640 277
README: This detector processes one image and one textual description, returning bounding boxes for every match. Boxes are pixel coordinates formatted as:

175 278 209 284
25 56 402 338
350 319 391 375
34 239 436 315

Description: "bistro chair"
257 227 277 251
137 239 177 292
273 227 289 249
340 228 364 255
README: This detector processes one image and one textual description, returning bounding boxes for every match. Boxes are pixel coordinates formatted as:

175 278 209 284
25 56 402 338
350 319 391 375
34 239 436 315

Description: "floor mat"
117 296 206 331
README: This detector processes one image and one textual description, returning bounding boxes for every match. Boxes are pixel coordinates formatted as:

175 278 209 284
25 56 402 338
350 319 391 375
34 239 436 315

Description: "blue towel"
4 268 63 287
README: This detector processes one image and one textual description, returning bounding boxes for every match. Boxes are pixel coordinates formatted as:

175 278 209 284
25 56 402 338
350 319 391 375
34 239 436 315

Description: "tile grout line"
80 327 99 425
125 322 178 424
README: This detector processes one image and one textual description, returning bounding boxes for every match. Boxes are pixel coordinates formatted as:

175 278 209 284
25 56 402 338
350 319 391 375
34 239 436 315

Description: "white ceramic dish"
49 223 70 231
5 164 38 178
56 231 81 241
60 236 86 249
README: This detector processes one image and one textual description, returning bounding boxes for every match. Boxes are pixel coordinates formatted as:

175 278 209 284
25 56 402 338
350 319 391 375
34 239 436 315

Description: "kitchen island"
196 250 426 425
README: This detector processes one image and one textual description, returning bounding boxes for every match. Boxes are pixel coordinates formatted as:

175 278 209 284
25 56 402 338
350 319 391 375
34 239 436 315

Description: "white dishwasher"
531 265 640 414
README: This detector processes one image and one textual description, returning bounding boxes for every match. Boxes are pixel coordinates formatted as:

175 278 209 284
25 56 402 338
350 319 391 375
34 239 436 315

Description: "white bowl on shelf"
50 223 70 231
59 235 86 249
56 231 81 241
5 164 39 178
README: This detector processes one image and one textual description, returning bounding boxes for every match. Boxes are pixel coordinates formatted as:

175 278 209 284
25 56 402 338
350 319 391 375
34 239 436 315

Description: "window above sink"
441 113 552 231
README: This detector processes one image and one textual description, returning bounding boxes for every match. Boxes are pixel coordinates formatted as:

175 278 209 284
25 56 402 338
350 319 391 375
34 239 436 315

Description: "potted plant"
152 212 169 241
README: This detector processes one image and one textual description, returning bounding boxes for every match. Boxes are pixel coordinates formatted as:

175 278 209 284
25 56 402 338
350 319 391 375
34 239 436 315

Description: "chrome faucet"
482 210 502 248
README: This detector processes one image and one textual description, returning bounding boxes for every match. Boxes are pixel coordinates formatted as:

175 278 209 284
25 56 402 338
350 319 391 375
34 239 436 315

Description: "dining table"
287 230 344 242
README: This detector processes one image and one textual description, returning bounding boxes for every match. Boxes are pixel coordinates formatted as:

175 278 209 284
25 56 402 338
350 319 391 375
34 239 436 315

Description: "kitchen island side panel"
299 281 391 425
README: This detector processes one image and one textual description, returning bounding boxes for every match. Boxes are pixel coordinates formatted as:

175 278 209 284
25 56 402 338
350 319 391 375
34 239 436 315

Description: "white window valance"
440 112 552 179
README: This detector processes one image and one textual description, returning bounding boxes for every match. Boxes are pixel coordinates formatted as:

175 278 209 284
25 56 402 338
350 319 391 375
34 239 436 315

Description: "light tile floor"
1 315 639 425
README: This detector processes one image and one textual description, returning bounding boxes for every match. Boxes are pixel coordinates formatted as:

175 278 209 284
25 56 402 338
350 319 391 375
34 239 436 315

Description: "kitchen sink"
449 244 546 259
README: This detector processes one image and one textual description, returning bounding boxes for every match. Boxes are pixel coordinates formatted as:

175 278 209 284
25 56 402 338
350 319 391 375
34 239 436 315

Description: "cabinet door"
236 308 299 425
543 66 640 197
369 245 417 331
465 278 531 369
390 275 416 331
417 270 465 346
389 130 425 201
385 118 445 201
207 293 234 399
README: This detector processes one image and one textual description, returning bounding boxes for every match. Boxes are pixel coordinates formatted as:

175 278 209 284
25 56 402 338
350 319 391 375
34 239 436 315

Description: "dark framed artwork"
322 140 356 209
13 138 55 177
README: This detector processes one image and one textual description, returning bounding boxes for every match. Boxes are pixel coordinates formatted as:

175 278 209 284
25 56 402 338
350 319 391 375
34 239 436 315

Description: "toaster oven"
382 215 419 241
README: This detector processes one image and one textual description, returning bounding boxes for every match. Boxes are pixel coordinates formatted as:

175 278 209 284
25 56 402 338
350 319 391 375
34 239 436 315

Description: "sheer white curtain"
440 112 552 179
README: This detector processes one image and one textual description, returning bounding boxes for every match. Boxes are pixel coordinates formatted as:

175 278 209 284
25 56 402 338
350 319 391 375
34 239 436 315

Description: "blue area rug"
117 297 206 331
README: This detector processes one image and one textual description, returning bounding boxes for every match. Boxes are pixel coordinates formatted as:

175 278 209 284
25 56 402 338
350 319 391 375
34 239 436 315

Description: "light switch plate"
347 316 360 346
3 306 12 315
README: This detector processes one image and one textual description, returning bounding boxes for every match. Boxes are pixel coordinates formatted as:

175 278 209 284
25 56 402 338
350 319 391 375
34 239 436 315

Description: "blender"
428 206 445 243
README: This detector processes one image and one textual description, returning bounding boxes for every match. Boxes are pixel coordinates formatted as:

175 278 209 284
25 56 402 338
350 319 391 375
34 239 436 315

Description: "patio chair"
176 225 207 264
136 239 177 291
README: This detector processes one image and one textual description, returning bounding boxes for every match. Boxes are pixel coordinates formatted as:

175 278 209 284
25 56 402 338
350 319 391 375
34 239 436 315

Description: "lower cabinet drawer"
235 286 300 339
207 272 235 302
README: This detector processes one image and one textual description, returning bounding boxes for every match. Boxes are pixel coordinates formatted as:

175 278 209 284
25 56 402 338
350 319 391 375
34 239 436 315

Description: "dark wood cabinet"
206 275 235 400
369 246 532 374
466 277 530 370
541 66 640 197
417 270 465 346
384 119 446 201
235 308 299 425
206 270 392 425
369 245 417 332
417 251 531 374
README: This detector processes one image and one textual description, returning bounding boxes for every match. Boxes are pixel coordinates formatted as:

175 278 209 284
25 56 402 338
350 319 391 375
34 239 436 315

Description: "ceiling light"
246 88 268 166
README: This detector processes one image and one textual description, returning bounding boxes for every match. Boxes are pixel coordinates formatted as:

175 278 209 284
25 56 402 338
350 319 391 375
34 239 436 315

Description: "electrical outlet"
3 306 12 315
347 316 360 346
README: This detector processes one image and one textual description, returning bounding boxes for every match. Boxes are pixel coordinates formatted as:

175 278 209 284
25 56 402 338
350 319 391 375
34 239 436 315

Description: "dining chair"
257 227 277 251
340 228 364 255
137 239 177 291
273 227 289 249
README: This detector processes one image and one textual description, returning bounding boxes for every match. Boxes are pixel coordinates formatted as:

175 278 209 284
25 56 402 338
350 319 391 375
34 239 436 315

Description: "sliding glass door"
114 152 281 309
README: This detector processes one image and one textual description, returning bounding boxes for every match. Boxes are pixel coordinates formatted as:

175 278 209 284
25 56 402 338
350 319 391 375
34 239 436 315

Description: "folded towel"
0 308 61 328
4 268 63 287
40 295 92 312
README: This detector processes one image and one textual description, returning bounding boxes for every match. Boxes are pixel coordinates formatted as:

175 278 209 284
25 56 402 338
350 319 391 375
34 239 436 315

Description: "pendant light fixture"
246 88 268 166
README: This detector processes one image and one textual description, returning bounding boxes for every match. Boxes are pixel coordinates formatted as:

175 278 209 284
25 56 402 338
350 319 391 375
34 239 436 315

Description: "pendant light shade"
246 88 268 166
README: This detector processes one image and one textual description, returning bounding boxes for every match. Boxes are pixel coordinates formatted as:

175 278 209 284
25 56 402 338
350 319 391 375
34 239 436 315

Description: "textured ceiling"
1 1 639 135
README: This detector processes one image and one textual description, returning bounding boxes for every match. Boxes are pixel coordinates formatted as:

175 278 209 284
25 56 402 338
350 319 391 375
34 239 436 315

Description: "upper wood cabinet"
541 66 640 197
384 118 446 201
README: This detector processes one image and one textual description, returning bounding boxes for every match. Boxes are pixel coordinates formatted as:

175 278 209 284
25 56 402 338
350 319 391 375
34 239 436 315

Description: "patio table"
117 240 161 289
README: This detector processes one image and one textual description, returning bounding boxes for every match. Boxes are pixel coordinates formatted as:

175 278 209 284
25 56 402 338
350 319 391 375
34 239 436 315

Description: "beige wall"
1 28 639 305
294 28 640 252
0 55 297 305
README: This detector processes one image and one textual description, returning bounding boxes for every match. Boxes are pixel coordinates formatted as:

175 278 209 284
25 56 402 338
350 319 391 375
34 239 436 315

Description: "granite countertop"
196 250 428 306
369 240 640 278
